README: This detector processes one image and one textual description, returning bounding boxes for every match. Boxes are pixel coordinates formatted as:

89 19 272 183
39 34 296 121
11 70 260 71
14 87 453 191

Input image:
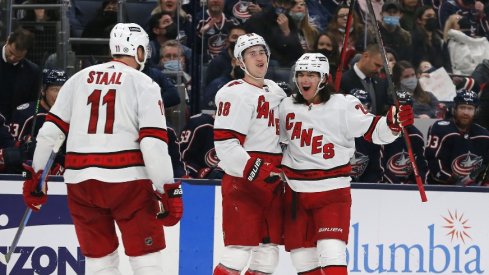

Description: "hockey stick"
0 134 66 265
334 0 357 91
364 0 427 202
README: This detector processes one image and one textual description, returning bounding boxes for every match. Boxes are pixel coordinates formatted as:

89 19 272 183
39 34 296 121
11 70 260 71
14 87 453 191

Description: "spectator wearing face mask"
313 32 340 81
393 60 440 118
374 1 412 61
148 12 179 67
410 6 445 68
77 0 121 56
160 40 191 86
205 24 246 86
289 0 320 52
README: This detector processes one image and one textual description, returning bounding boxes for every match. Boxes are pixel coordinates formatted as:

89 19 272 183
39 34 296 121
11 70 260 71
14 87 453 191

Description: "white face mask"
400 76 417 91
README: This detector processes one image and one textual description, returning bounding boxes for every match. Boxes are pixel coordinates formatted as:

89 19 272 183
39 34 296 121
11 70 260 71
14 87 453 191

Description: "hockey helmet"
109 23 149 71
396 89 413 105
453 89 479 107
233 33 270 61
42 68 67 87
294 53 330 81
350 88 371 108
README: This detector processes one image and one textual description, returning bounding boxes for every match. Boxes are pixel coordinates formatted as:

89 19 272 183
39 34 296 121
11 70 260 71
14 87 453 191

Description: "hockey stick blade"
0 134 65 265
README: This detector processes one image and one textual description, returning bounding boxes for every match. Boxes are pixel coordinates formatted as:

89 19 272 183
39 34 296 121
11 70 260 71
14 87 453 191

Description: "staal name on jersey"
87 71 123 85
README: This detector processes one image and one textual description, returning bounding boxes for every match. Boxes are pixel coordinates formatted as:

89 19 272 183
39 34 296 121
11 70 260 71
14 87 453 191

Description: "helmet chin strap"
295 74 326 98
239 57 269 81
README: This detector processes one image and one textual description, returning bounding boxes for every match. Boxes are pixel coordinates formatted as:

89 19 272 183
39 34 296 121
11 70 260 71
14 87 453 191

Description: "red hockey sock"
213 264 241 275
298 267 326 274
322 265 347 275
244 270 271 275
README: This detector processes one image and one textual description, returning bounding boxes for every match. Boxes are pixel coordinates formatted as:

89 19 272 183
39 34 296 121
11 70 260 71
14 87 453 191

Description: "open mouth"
302 86 311 92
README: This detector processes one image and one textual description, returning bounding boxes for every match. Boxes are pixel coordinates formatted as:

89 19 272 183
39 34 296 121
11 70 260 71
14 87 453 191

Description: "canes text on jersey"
285 112 335 159
256 95 279 135
87 71 122 85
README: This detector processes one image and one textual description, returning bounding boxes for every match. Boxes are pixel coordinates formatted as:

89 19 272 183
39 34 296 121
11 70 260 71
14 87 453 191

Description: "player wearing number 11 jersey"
279 53 414 275
23 23 182 274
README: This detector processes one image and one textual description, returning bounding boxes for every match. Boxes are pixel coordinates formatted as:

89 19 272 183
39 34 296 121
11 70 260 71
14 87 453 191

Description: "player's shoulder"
215 79 248 99
15 102 33 111
471 123 489 136
264 79 287 97
187 113 215 128
430 120 456 134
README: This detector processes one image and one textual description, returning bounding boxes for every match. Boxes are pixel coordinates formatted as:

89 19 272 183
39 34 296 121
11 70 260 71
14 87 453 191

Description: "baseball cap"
382 1 401 12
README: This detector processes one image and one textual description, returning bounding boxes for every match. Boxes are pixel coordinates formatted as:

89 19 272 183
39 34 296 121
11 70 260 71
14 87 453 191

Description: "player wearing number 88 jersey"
28 23 178 274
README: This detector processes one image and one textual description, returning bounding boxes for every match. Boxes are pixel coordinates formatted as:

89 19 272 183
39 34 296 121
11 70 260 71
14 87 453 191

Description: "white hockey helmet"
109 23 149 71
233 33 270 61
294 53 330 80
293 53 330 96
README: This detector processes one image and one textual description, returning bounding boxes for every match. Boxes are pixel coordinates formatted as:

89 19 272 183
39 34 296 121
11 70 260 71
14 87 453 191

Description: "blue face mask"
163 60 182 71
289 12 305 23
383 15 400 26
275 7 287 15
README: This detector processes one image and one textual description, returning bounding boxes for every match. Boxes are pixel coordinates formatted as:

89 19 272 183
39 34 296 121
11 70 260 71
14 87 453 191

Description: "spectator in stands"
313 32 340 81
77 0 119 56
151 0 192 46
305 0 332 32
444 12 489 75
381 90 428 184
325 4 366 68
148 12 178 67
410 6 445 68
160 40 191 88
203 56 243 109
289 0 320 52
17 0 60 22
426 89 489 186
376 1 412 61
196 0 238 63
205 24 246 86
244 0 304 66
385 47 398 75
340 44 390 115
393 60 440 118
224 0 267 23
438 0 478 31
400 0 421 32
349 89 383 183
0 27 41 121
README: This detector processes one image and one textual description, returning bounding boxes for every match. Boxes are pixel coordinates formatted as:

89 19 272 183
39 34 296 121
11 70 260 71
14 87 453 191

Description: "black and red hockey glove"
387 104 414 132
243 157 282 184
156 182 183 226
22 163 47 212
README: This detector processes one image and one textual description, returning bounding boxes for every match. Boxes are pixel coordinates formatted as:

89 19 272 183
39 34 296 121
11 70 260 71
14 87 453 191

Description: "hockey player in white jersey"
279 53 414 275
21 23 182 274
213 33 287 275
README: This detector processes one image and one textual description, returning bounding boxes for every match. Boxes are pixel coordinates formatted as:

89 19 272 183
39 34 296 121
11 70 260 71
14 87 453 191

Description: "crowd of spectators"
2 0 489 186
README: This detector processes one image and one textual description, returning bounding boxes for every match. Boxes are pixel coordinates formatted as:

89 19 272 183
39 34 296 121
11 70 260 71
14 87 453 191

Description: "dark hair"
293 78 335 105
7 27 34 51
414 5 435 20
148 11 173 39
393 60 432 104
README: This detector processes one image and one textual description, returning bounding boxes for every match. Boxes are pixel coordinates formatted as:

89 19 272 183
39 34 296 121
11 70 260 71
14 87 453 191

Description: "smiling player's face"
296 71 323 103
241 45 268 78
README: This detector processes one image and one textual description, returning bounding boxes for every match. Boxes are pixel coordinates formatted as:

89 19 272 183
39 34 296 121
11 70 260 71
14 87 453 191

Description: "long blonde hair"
297 7 320 51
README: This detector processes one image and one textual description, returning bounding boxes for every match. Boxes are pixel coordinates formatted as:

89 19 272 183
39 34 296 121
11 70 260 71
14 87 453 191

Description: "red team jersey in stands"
279 94 399 192
34 61 174 189
214 79 286 176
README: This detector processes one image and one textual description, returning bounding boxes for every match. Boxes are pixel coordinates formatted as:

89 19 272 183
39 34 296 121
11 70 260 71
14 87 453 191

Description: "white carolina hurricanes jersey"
279 94 398 192
214 79 287 177
33 61 174 190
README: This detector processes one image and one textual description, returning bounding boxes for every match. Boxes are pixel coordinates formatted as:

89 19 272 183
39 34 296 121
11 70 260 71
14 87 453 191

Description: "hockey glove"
386 105 414 132
198 167 224 179
156 182 183 226
22 164 47 211
243 157 282 184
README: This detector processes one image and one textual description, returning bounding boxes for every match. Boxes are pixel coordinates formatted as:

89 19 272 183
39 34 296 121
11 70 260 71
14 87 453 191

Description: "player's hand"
244 157 282 184
386 104 414 132
22 163 47 211
156 182 183 226
198 167 224 179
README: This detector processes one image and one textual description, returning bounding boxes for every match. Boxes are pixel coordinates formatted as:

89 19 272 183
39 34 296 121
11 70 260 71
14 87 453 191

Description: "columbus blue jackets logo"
350 152 369 178
232 1 252 22
451 152 483 177
387 151 412 177
205 148 220 168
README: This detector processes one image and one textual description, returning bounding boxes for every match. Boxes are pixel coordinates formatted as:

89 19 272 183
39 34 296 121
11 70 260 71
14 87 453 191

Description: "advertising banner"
1 178 488 274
